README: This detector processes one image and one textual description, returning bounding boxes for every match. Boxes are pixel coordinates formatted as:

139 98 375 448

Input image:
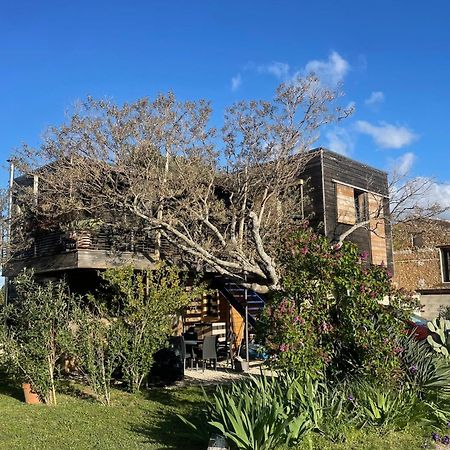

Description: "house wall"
303 149 392 270
419 293 450 320
393 219 450 291
302 151 325 231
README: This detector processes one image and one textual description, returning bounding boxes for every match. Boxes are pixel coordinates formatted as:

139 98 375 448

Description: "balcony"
3 227 164 277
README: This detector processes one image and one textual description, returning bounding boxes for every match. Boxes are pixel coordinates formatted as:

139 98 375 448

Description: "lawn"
0 380 207 450
0 379 436 450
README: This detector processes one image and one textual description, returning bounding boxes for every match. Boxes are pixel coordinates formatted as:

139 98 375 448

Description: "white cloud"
408 178 450 219
231 73 242 92
389 152 416 177
325 127 355 156
365 91 385 107
303 51 350 86
355 120 418 149
257 62 290 79
428 182 450 219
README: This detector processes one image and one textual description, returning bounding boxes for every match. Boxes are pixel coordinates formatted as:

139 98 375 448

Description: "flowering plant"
259 226 419 380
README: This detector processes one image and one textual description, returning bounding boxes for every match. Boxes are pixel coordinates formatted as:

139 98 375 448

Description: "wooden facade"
303 149 392 269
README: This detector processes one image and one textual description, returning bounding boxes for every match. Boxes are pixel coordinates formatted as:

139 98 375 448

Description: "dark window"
412 233 424 248
354 190 368 223
441 248 450 283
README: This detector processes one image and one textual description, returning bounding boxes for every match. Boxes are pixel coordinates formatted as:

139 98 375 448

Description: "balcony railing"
15 227 165 260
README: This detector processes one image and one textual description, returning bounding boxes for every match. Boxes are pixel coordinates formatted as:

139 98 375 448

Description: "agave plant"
427 318 450 357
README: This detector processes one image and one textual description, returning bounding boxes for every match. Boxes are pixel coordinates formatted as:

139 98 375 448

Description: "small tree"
259 226 419 381
74 306 125 406
99 264 203 393
1 270 73 404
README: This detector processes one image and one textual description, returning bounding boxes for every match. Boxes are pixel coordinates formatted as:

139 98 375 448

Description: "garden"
2 227 450 449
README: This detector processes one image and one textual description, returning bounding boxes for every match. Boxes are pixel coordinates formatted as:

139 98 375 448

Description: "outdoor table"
184 339 203 368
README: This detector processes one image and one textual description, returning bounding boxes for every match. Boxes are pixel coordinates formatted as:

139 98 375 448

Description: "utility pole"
244 272 249 365
4 159 15 306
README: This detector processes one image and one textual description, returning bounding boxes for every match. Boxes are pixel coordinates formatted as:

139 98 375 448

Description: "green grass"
0 379 437 450
0 380 208 450
301 427 434 450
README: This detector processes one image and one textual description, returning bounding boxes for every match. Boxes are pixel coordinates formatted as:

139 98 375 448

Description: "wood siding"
303 149 393 270
336 183 356 225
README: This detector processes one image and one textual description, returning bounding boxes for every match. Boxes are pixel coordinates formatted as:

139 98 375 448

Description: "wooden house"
303 149 392 269
2 148 393 348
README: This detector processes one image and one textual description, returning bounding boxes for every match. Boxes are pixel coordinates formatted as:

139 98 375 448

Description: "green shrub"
97 264 203 392
259 227 419 381
73 307 126 405
180 371 349 449
0 270 73 404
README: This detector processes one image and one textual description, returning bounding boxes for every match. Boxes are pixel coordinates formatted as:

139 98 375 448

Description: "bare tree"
331 163 450 247
7 75 352 292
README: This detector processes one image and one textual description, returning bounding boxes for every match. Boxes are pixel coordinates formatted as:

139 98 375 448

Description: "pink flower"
300 247 309 255
360 251 369 261
279 343 287 352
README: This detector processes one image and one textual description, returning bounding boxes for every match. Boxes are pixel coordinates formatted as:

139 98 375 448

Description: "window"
354 190 368 223
441 248 450 283
336 183 368 225
411 233 424 249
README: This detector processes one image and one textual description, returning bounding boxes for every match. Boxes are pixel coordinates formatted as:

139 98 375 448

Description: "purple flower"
360 251 369 261
447 421 450 428
442 435 450 445
409 365 418 374
348 394 355 402
432 432 440 442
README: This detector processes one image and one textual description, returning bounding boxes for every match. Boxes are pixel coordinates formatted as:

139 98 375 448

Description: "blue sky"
1 0 450 205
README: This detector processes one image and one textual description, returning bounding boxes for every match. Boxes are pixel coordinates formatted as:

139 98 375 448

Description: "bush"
90 264 203 393
259 227 419 381
74 307 126 405
0 270 73 404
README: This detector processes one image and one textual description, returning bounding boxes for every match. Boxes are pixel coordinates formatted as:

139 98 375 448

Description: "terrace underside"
3 249 158 277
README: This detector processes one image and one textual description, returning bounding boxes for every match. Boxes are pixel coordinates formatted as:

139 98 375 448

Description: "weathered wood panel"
3 251 79 277
317 149 392 269
368 194 388 265
231 306 244 348
77 249 157 270
336 183 356 225
301 152 325 230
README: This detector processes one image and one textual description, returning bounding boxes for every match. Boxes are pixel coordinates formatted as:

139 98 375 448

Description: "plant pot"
22 383 41 405
75 231 92 249
233 359 249 373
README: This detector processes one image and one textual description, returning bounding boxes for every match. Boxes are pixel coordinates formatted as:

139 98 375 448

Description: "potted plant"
61 219 104 250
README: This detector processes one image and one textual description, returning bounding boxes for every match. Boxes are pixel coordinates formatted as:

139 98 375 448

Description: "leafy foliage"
259 227 419 380
97 264 203 393
0 270 73 404
73 307 126 406
426 318 450 357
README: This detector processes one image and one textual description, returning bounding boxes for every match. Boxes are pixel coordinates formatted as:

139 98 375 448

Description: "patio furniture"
199 335 218 371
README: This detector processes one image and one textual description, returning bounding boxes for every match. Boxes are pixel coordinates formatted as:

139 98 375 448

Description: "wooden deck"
3 227 160 276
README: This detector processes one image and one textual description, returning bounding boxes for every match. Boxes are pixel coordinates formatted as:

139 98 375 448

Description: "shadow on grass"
131 387 212 450
0 379 24 402
56 379 97 402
